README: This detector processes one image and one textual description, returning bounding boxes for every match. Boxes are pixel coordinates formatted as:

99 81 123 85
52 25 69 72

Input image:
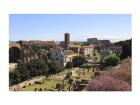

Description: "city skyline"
9 14 131 42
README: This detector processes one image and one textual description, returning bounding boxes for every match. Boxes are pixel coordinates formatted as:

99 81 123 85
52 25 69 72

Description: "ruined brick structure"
9 41 38 63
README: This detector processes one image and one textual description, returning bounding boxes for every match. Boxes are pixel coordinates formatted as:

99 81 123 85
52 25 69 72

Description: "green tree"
42 54 48 63
114 39 131 59
94 56 98 62
16 63 30 81
65 71 72 79
9 70 21 85
9 47 21 63
66 62 73 69
47 50 52 59
31 45 40 52
28 59 48 77
48 61 64 74
104 54 120 67
72 55 87 67
9 59 49 85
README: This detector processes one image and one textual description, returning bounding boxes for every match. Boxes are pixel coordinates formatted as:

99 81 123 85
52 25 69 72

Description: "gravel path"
9 76 46 91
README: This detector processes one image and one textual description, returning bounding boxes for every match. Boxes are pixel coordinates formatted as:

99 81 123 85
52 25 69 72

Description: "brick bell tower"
64 33 70 50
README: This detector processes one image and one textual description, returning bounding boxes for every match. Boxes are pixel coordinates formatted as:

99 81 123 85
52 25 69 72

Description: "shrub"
23 85 26 88
65 72 72 79
66 62 73 69
34 88 38 91
104 54 120 67
34 81 43 84
56 83 61 90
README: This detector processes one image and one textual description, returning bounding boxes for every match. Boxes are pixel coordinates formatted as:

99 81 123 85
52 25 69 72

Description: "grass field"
18 68 94 91
18 79 62 91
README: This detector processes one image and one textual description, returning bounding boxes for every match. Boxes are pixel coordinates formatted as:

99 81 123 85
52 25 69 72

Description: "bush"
23 85 26 88
55 83 61 90
34 81 43 84
65 72 72 79
104 54 120 67
66 62 73 69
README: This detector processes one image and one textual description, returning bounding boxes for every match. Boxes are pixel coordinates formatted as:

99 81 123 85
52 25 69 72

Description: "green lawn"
18 79 62 91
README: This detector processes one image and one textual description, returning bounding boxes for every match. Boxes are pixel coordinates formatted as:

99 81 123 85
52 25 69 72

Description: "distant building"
69 45 81 54
50 47 65 64
87 38 100 52
51 34 122 65
87 37 122 61
60 41 65 48
80 46 93 57
37 49 48 58
98 40 111 46
50 47 77 66
29 40 56 48
87 38 99 46
98 40 111 50
64 50 78 64
100 45 122 61
21 43 38 63
100 49 112 61
109 44 122 54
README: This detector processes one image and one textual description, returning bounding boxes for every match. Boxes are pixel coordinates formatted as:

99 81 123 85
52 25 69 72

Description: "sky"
9 14 131 42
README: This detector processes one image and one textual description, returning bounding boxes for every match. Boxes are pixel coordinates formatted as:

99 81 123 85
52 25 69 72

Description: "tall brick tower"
64 33 70 50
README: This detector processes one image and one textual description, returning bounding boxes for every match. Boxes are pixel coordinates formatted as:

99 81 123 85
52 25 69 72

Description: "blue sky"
9 14 131 42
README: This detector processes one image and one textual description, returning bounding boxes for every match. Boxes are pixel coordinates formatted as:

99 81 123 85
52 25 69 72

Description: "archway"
9 46 21 63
